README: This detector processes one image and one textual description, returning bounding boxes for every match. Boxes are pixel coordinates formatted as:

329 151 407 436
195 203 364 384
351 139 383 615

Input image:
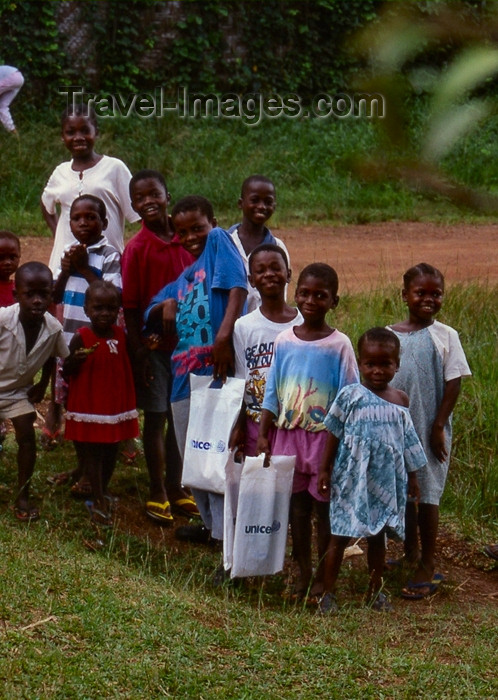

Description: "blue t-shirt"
145 227 247 402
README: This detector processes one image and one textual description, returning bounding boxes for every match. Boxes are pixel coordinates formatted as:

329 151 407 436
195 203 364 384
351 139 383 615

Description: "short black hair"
61 102 98 130
357 327 400 358
15 261 52 287
248 243 289 272
241 174 275 197
297 263 338 296
84 279 121 306
129 169 168 198
0 230 20 250
70 194 107 221
403 262 444 290
171 195 215 222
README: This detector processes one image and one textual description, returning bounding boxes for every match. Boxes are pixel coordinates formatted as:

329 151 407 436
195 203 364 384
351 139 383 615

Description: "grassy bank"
3 106 498 236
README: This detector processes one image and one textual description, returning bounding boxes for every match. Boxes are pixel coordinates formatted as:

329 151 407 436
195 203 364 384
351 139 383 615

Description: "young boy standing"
122 170 197 523
0 262 68 520
229 243 302 457
145 195 247 546
228 175 290 312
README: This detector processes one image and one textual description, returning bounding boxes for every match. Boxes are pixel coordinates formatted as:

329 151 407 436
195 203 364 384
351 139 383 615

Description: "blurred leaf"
433 46 498 111
423 101 492 162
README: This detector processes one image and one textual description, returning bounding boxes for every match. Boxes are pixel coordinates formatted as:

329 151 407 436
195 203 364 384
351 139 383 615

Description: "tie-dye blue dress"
323 384 427 539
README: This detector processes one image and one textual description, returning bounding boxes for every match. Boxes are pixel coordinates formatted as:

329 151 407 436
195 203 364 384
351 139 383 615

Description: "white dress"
42 155 139 272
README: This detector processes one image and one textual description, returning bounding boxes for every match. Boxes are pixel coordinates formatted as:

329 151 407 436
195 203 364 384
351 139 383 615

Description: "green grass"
0 283 496 698
4 105 498 236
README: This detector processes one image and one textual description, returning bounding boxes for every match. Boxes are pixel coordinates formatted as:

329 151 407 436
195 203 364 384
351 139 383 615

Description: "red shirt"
122 223 194 318
0 279 15 308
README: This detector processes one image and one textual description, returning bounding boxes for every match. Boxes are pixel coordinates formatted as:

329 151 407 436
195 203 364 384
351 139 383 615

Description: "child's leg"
322 534 349 593
76 441 106 513
11 412 37 511
289 490 313 593
164 406 187 502
367 531 387 598
142 410 168 502
412 503 439 584
101 443 120 493
312 499 331 594
403 499 420 563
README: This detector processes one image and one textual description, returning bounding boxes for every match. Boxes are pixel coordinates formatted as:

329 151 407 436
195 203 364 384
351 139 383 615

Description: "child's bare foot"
13 499 40 522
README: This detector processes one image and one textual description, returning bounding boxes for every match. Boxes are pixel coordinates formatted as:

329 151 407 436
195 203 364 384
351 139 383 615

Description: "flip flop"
40 427 62 451
401 573 445 600
70 479 93 499
484 544 498 561
13 505 40 522
171 496 200 517
85 501 113 528
46 470 74 486
145 500 174 524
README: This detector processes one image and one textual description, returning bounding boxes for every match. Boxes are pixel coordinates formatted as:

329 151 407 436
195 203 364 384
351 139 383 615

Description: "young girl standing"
389 263 471 599
317 328 426 613
63 280 139 526
257 263 359 601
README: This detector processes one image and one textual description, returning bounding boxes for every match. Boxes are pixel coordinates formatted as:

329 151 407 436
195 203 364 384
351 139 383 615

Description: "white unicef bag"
223 450 244 572
182 375 245 494
230 454 296 578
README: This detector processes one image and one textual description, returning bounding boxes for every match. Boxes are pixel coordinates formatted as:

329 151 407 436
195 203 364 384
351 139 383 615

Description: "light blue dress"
324 384 427 539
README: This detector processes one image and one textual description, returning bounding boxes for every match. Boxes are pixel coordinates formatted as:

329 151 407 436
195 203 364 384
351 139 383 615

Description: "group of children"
0 103 472 612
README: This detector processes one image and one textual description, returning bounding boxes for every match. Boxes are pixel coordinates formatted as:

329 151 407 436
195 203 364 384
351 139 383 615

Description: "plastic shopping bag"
182 375 245 494
223 450 244 572
230 454 296 578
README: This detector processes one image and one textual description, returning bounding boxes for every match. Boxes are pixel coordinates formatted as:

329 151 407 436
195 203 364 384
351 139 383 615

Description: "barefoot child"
389 263 471 599
228 175 289 311
145 195 247 546
230 243 302 457
63 281 139 526
257 263 359 601
317 328 426 614
122 170 197 523
0 262 68 520
0 230 21 449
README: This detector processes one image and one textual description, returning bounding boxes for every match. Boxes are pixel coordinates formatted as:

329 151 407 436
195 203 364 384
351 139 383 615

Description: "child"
0 262 68 520
389 263 471 599
0 65 23 134
47 194 122 493
63 281 139 526
257 263 359 601
41 103 139 272
0 230 21 449
41 102 138 442
228 175 290 312
122 169 196 523
145 195 247 545
317 328 426 614
230 243 302 457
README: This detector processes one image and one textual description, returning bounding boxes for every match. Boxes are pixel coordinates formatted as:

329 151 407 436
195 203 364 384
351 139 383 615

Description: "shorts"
0 388 36 420
244 416 276 457
272 426 330 503
135 350 172 413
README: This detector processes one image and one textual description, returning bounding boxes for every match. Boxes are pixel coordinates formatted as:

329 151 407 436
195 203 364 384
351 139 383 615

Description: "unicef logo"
215 440 226 453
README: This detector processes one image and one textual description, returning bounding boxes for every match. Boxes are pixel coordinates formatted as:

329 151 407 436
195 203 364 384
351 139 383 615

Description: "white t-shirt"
233 306 303 422
42 155 139 272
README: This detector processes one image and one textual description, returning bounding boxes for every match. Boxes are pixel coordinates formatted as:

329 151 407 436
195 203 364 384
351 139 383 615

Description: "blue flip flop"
401 573 445 600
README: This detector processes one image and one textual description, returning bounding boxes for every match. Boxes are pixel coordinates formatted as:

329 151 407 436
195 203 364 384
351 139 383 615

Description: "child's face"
84 287 120 334
173 210 215 258
70 199 107 246
0 239 20 282
294 274 338 323
402 273 444 324
238 181 276 226
358 341 399 392
62 115 98 159
15 270 52 324
130 178 169 226
249 250 290 298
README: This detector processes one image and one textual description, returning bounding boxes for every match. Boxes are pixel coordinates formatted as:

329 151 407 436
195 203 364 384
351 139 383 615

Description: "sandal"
85 501 113 527
46 470 74 487
370 592 393 612
13 505 40 522
40 427 62 451
70 479 93 499
145 500 173 524
484 544 498 561
401 573 445 600
171 496 200 517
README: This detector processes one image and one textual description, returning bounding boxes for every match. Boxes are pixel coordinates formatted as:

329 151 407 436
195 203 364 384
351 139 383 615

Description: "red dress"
65 325 139 443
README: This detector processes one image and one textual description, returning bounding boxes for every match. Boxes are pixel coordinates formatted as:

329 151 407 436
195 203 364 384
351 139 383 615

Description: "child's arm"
52 252 72 303
407 472 420 502
317 432 340 496
256 408 277 462
62 333 90 380
146 298 177 337
40 200 58 237
27 357 55 404
67 245 100 286
229 405 246 456
431 377 461 462
212 287 247 382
